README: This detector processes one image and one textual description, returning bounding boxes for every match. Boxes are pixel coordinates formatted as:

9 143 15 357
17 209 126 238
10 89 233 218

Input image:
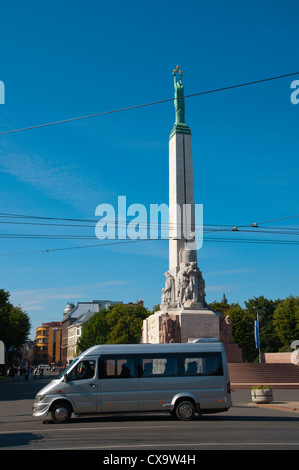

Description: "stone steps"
228 363 299 389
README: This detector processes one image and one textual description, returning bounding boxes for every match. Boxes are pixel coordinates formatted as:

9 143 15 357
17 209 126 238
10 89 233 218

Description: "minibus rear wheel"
50 401 72 424
174 400 196 421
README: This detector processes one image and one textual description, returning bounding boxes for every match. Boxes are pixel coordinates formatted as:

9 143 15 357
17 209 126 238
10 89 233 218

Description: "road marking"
15 442 299 450
0 424 174 434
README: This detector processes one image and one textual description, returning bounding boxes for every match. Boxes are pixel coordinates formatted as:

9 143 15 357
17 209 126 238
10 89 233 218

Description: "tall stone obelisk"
168 66 197 283
142 67 219 343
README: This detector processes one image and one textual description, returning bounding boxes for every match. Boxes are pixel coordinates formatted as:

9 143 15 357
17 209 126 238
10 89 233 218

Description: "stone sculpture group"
161 261 206 310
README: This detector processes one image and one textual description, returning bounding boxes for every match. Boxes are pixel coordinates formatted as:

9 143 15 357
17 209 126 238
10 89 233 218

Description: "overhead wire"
0 215 299 256
0 213 298 243
0 211 298 228
0 72 298 136
1 236 299 258
0 226 299 239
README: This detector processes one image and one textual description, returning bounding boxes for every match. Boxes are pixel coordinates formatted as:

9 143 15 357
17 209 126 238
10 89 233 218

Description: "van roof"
82 342 225 357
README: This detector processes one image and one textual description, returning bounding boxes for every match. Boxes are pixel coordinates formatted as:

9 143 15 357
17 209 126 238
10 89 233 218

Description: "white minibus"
33 341 232 423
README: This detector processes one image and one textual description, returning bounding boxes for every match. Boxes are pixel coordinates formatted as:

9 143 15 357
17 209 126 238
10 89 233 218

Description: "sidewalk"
251 401 299 413
231 388 299 414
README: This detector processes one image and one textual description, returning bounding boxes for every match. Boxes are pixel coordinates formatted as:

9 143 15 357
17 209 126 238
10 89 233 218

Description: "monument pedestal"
179 309 219 343
224 343 243 363
142 308 219 344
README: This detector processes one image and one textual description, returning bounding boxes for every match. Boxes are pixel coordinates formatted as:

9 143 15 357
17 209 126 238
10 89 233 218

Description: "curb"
250 402 299 413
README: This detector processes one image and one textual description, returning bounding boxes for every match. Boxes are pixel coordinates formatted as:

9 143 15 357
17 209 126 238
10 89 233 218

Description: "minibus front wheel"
174 400 196 421
50 401 72 424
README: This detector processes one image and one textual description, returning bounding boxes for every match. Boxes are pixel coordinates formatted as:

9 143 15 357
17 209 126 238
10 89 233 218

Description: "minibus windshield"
58 358 79 379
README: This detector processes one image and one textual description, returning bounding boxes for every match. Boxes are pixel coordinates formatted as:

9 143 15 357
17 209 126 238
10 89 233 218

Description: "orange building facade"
35 322 62 365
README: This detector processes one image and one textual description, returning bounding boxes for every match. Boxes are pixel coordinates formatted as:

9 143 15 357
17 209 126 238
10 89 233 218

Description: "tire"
175 400 196 421
51 402 72 424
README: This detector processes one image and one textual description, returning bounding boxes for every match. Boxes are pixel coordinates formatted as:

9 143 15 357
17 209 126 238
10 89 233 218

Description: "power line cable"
0 213 298 239
1 235 299 257
0 72 298 136
0 211 298 228
0 212 298 257
3 226 299 237
1 224 299 237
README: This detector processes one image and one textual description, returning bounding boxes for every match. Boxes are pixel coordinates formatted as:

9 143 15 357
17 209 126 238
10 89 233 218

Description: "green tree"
209 300 231 316
77 308 110 353
77 303 151 352
151 304 160 313
209 300 257 361
225 303 257 362
244 296 283 353
106 303 150 344
273 296 299 348
0 289 31 363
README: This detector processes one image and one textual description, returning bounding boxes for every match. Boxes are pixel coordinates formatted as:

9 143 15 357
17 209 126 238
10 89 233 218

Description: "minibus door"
99 356 138 413
64 358 99 414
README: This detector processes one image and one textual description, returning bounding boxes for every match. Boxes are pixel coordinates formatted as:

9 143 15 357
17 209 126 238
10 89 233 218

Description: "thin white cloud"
10 280 129 311
0 147 112 210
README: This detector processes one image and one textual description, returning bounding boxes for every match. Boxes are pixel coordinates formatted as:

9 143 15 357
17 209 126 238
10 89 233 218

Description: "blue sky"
0 0 298 338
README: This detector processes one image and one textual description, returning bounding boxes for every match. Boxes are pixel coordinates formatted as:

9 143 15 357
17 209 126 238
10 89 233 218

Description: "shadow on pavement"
0 432 44 449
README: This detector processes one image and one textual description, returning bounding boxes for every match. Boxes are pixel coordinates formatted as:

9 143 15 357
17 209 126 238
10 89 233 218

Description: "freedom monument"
142 66 221 344
142 68 242 363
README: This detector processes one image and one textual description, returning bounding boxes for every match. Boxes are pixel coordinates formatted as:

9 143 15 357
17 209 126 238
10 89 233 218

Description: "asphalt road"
1 373 299 453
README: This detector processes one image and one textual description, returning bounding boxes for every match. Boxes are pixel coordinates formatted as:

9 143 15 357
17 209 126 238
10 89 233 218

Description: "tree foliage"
228 303 256 362
77 303 151 353
0 289 31 362
209 295 294 362
106 303 149 344
77 308 110 352
244 296 283 353
273 296 299 346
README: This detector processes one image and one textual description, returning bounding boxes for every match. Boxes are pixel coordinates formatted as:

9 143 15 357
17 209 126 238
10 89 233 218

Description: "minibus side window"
99 357 135 379
182 353 223 376
67 360 96 381
139 356 178 377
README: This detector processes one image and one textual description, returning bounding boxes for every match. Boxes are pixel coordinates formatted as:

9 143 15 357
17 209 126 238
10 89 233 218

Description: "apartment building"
61 300 122 366
34 322 62 365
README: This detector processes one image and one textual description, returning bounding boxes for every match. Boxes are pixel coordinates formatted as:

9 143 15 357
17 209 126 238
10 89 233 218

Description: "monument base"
142 308 219 344
224 343 243 363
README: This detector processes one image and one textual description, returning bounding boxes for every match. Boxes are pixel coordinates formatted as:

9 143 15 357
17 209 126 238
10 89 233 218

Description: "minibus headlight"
35 394 46 402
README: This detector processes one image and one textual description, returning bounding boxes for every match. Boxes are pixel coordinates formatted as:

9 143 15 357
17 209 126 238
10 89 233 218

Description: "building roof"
64 299 123 325
69 309 98 327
